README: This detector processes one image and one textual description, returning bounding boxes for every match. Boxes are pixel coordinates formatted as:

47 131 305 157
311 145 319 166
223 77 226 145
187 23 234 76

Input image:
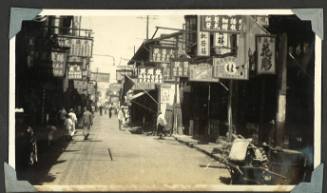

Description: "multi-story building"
15 15 94 137
125 15 315 154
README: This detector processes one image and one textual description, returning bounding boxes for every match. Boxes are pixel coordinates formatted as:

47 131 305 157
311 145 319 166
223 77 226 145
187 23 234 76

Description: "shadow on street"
16 137 71 185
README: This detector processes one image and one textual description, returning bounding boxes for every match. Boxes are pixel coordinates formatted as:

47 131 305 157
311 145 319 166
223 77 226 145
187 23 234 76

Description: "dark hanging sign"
256 35 276 75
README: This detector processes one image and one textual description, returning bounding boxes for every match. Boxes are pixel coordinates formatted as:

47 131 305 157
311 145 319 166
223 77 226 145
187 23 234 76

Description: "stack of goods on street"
212 135 311 185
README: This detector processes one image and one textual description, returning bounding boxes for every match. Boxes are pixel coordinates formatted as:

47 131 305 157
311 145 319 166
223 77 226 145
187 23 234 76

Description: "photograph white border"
9 9 322 192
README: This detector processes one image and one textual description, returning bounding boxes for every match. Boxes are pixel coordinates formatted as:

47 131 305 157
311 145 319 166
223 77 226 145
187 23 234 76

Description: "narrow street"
31 113 229 187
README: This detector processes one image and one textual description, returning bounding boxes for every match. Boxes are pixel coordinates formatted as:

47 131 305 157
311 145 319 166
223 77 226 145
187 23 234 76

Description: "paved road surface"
31 114 230 188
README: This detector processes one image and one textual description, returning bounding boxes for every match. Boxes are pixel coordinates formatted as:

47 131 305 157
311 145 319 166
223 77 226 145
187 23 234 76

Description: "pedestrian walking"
118 108 125 130
64 114 74 140
58 107 67 129
68 108 78 135
108 103 112 118
99 105 103 116
82 107 93 140
76 105 83 129
156 112 167 139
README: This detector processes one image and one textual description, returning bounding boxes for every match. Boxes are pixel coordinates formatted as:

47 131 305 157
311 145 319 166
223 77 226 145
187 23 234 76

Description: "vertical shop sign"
197 15 210 56
197 31 210 56
161 63 172 81
213 32 232 55
51 51 66 77
256 35 276 74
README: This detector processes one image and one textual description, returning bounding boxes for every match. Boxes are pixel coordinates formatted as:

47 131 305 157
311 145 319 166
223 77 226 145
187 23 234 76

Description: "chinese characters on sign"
171 61 189 77
197 31 210 56
189 63 219 82
68 64 82 79
256 35 276 74
200 15 243 33
138 68 162 83
213 33 233 55
51 51 66 77
213 57 248 79
150 46 176 63
161 63 172 81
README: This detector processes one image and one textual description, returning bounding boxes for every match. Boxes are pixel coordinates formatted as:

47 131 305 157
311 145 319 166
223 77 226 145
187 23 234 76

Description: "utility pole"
227 80 234 142
275 33 288 147
208 83 211 137
172 76 178 135
137 16 157 40
146 15 149 40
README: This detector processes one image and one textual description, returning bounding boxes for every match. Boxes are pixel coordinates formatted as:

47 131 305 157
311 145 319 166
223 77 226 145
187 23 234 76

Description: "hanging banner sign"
200 15 243 33
197 31 210 56
149 46 177 63
171 60 189 77
213 33 233 55
189 63 219 82
51 51 66 77
90 72 110 82
68 64 82 79
57 36 93 58
213 56 248 79
256 35 276 75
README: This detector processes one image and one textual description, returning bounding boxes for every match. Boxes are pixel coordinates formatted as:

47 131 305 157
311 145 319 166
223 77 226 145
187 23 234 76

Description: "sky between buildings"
82 16 185 83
